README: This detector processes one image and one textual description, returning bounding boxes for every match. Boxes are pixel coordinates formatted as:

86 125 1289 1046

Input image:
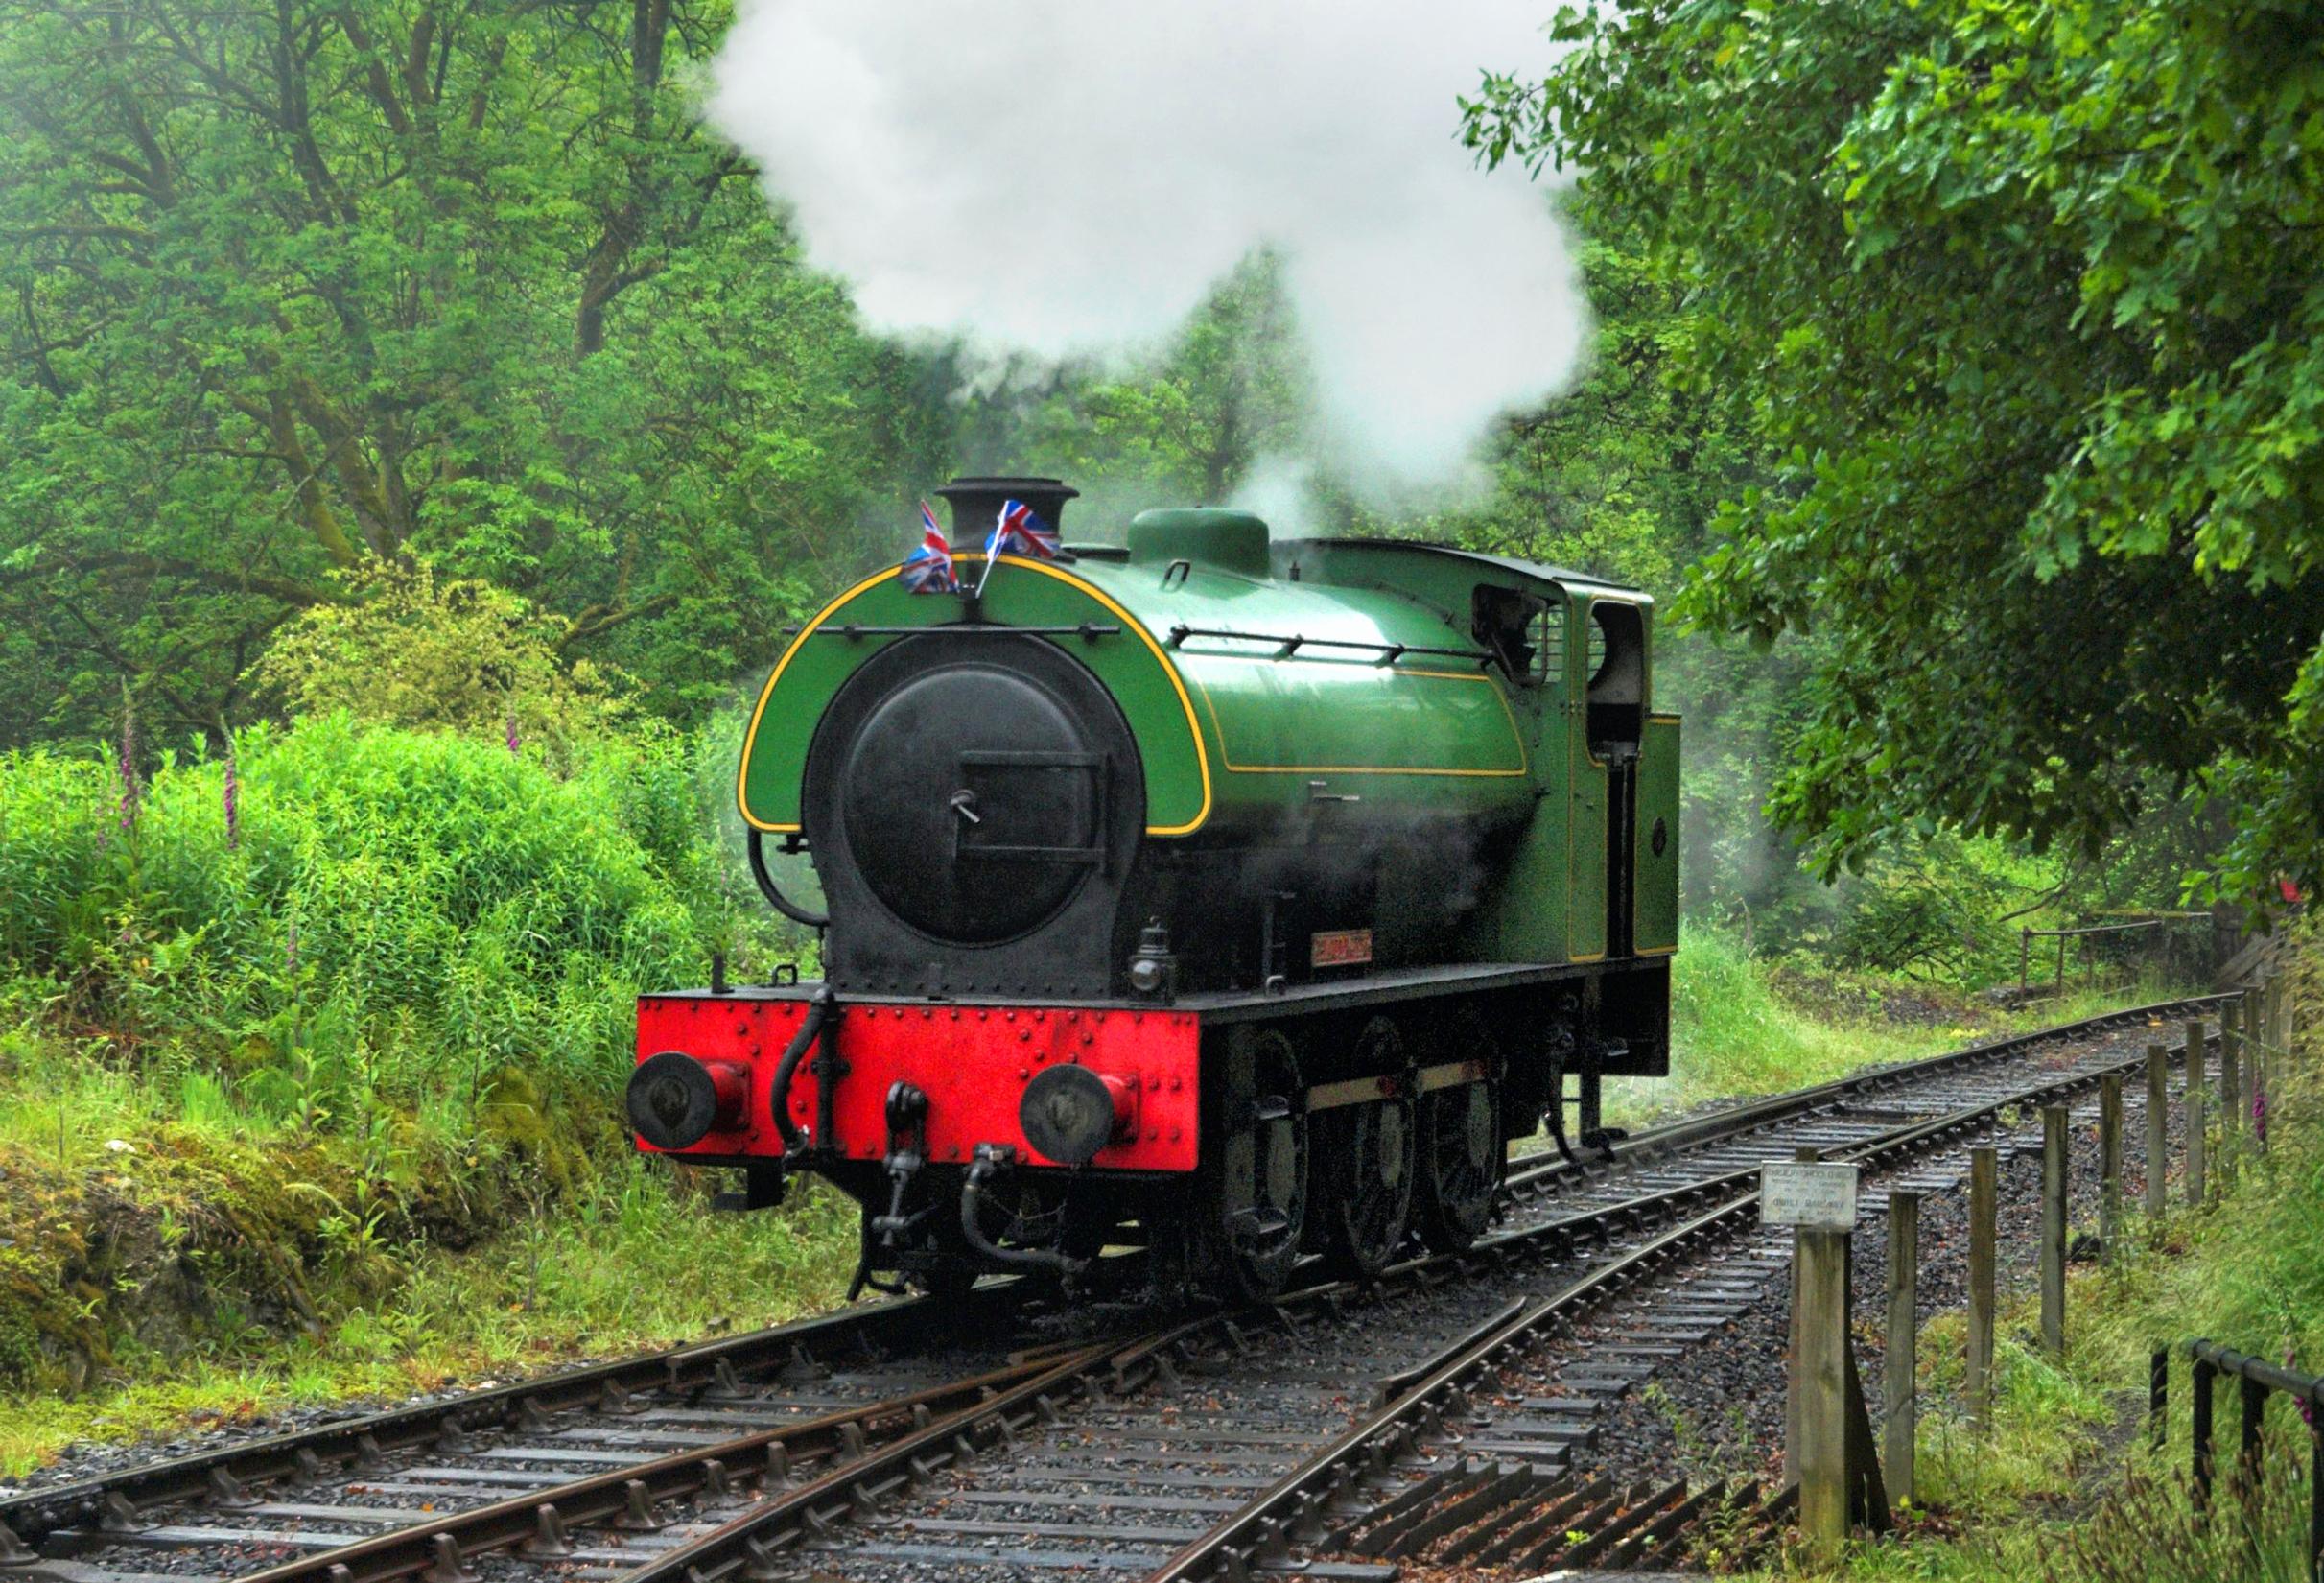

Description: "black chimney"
935 476 1078 546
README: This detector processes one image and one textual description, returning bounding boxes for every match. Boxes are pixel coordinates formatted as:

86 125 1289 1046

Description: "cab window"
1472 585 1560 687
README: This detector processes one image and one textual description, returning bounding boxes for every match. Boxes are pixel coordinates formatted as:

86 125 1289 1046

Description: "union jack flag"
898 502 958 594
987 498 1060 562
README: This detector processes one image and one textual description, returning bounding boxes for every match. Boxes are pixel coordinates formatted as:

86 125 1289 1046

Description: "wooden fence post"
2041 1105 2068 1359
2099 1075 2123 1258
2145 1041 2169 1224
1784 1145 1818 1487
2219 1001 2241 1186
2239 1375 2266 1503
1885 1190 1920 1505
2186 1023 2208 1209
1798 1226 1852 1548
1968 1145 1997 1429
2193 1353 2217 1511
2249 983 2270 1154
2149 1344 2168 1451
2247 985 2265 1117
2307 1382 2322 1583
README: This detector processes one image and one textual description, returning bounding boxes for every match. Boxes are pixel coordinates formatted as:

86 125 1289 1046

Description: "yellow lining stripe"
1182 660 1531 778
736 563 900 834
735 555 1213 838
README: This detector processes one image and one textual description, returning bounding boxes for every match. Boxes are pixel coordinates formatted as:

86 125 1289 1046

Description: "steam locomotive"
627 477 1678 1300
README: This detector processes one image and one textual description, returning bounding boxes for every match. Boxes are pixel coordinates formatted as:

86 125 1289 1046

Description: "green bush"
0 715 779 1127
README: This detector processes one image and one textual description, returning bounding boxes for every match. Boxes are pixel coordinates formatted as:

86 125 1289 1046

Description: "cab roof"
1274 537 1649 600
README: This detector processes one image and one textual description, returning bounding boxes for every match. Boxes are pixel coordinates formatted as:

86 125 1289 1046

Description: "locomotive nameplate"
1760 1162 1860 1231
1310 929 1373 969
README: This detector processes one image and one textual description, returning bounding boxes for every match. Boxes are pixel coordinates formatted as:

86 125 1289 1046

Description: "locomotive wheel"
1319 1018 1417 1279
1414 1018 1503 1253
1199 1027 1310 1302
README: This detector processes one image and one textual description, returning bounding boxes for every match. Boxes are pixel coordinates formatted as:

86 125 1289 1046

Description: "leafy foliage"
256 563 641 763
1462 0 2324 903
0 0 942 744
0 717 775 1118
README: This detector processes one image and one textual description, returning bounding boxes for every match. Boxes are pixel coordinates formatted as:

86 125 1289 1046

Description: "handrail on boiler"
1163 624 1493 668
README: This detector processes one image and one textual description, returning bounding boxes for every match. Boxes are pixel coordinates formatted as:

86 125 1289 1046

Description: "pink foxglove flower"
222 733 240 850
116 692 141 832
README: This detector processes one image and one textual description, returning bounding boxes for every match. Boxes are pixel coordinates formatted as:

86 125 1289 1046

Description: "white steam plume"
708 2 1585 492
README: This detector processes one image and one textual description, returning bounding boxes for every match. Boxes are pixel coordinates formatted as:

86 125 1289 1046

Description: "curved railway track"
0 995 2228 1583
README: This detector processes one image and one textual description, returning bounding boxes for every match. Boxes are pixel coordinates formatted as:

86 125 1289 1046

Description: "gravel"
1557 1030 2194 1495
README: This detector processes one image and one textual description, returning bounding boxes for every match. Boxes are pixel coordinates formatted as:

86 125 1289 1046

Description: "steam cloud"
708 2 1585 492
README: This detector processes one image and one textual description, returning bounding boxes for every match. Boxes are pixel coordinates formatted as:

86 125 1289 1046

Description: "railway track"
0 995 2226 1583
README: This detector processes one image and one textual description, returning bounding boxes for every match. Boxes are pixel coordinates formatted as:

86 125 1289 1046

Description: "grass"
1605 923 2178 1128
0 1161 857 1478
0 717 847 1478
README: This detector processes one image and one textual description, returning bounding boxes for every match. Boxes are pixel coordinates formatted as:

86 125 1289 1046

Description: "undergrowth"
0 714 795 1137
1607 925 2173 1127
0 716 843 1473
0 1162 856 1478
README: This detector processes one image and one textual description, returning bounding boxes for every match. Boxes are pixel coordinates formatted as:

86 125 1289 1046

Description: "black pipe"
961 1146 1085 1277
747 829 830 930
769 986 834 1154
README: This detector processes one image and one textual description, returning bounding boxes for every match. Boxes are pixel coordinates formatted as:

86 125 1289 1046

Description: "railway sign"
1761 1162 1861 1231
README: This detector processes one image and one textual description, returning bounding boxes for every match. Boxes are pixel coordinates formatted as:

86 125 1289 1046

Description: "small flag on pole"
899 502 959 594
974 498 1059 596
991 498 1060 560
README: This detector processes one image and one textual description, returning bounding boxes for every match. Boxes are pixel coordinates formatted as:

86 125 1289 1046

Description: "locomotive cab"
631 477 1679 1302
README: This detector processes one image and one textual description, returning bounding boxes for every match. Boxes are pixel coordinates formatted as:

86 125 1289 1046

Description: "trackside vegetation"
0 717 853 1472
1463 0 2324 906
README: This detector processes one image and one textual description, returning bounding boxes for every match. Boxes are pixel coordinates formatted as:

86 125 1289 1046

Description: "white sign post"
1761 1161 1862 1231
1763 1161 1868 1548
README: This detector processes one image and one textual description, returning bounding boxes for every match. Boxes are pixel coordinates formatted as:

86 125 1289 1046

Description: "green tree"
1463 0 2324 903
254 562 641 764
0 0 938 747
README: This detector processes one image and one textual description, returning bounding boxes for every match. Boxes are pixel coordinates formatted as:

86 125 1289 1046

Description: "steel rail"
1499 992 2230 1204
0 992 2223 1579
597 1172 1753 1583
1142 1195 1764 1583
217 1348 1106 1583
1141 1005 2218 1582
0 1276 1038 1549
614 1322 1206 1583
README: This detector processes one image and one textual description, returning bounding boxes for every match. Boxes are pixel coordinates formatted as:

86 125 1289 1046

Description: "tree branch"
0 548 344 608
558 591 678 650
